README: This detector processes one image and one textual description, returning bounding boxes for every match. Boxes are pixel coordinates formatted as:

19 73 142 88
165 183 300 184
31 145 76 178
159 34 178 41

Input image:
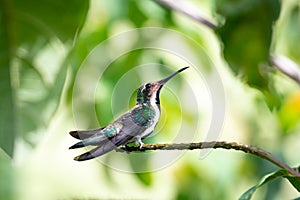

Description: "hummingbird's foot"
135 136 144 150
139 143 144 150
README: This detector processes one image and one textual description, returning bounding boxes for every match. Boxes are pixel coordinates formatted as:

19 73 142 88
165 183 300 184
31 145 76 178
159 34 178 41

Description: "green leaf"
239 168 300 200
0 0 89 155
285 5 300 62
0 1 16 157
0 148 14 200
286 166 300 192
214 0 280 89
128 1 148 27
135 172 153 186
239 170 287 200
13 0 89 43
0 67 14 156
287 175 300 192
128 153 153 186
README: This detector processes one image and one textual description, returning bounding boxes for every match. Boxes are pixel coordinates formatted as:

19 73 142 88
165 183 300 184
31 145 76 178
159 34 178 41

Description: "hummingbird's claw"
139 143 144 150
135 136 144 149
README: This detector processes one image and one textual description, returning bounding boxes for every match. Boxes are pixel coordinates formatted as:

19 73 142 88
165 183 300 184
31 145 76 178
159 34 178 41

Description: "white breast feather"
140 91 160 138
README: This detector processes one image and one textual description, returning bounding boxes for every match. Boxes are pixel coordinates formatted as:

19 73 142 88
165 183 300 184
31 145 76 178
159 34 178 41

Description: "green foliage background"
0 0 300 199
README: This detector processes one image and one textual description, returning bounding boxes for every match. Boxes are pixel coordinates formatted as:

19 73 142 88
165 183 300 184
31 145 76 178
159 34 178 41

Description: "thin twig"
154 0 218 30
150 0 300 178
270 55 300 85
154 1 300 86
119 141 300 178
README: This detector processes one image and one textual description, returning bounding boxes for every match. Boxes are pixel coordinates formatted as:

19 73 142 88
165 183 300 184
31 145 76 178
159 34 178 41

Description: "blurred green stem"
270 55 300 85
120 141 300 178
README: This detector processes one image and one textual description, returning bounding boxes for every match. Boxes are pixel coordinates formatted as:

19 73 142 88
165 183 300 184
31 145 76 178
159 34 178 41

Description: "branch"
150 0 300 178
270 55 300 85
154 1 300 86
154 0 218 30
119 141 300 178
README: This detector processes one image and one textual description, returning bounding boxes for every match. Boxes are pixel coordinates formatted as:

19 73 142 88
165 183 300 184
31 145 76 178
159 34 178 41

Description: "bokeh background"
1 0 300 199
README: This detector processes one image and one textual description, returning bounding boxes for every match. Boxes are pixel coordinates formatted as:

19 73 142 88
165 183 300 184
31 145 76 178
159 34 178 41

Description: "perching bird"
69 67 189 161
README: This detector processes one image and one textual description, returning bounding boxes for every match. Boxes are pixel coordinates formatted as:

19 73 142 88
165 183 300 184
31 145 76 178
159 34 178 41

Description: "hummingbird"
69 66 189 161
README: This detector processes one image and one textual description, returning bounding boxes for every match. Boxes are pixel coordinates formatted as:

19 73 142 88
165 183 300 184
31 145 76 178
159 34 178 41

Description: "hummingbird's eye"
145 83 151 90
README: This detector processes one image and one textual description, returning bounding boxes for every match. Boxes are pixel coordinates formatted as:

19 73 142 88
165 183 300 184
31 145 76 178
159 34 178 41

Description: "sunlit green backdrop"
1 0 300 199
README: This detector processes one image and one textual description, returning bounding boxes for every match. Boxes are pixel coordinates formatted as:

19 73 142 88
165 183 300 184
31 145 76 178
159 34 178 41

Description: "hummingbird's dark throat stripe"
155 86 162 105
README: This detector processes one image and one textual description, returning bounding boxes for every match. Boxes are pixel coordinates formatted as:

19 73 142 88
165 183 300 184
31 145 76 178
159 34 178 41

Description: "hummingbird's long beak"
157 66 189 85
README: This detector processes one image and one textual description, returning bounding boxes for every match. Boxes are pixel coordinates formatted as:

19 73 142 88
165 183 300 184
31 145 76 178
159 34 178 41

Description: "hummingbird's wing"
69 122 123 149
71 114 148 161
72 128 139 161
74 133 132 161
69 127 105 140
70 108 149 161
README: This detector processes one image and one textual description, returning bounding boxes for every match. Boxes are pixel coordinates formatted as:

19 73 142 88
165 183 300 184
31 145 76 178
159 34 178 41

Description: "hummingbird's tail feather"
69 131 83 139
71 129 133 161
73 141 117 161
69 135 110 149
69 141 85 149
73 147 100 161
69 127 105 140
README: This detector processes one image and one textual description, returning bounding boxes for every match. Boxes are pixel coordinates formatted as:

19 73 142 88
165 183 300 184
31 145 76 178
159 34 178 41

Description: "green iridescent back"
102 122 123 137
131 104 156 127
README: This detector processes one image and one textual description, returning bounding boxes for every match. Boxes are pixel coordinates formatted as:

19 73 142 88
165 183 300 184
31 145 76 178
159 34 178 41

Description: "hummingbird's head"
136 66 189 105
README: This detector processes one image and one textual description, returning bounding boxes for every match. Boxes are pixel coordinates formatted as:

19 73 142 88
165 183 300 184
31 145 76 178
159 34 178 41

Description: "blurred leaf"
285 5 300 62
128 0 148 27
128 153 153 186
0 66 14 156
239 170 285 200
14 0 89 44
19 54 73 145
135 172 153 186
66 27 108 105
287 175 300 192
214 0 280 89
286 166 300 192
0 148 14 200
239 167 300 200
278 91 300 133
0 0 89 154
0 0 16 157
